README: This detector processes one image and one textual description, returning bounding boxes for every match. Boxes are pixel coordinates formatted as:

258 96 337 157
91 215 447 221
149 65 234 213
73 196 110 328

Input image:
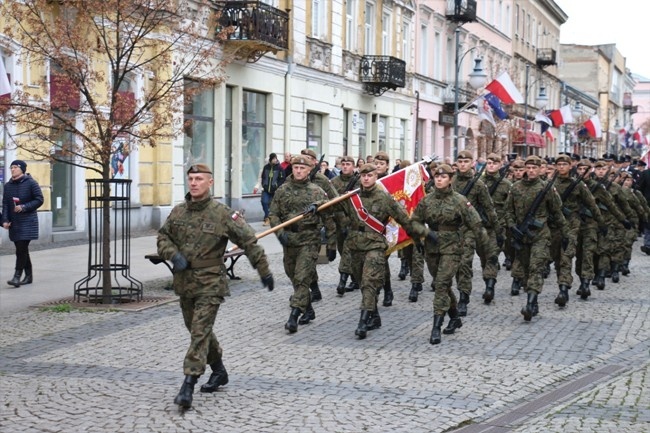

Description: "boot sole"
521 308 533 321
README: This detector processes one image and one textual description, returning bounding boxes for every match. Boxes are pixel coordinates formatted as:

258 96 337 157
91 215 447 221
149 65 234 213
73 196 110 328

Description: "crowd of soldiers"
268 148 650 345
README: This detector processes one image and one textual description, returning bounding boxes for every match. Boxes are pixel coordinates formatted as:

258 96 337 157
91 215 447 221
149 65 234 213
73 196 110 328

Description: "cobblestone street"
1 239 648 433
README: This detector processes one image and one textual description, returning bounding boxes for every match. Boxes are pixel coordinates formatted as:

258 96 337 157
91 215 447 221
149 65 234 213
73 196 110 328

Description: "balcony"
536 48 557 68
445 0 477 24
360 55 406 96
442 81 477 113
213 1 289 63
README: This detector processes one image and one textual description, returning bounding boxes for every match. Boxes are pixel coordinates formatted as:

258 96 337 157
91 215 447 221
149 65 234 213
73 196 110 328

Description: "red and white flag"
583 115 602 138
485 71 524 105
548 105 574 127
376 162 430 254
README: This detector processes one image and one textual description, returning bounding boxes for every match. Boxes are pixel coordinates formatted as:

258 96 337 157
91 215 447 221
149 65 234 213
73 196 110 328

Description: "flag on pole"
485 71 524 104
477 96 496 127
0 58 11 96
484 93 509 120
583 115 602 138
535 109 552 126
376 162 430 254
540 122 554 141
548 105 574 127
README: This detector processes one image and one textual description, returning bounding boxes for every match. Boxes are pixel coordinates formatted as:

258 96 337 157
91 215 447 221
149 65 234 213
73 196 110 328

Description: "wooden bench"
145 249 245 280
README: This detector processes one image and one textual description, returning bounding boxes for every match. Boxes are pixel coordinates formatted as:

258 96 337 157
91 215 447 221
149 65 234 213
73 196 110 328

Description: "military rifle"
510 171 559 250
460 163 487 197
309 154 326 181
345 172 360 192
488 165 509 196
559 169 590 217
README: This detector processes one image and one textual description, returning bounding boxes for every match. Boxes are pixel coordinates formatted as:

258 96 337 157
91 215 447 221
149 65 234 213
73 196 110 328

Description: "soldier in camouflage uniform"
339 163 415 339
452 150 500 315
411 164 491 345
330 156 359 295
619 172 645 274
505 156 569 322
482 153 512 272
158 164 274 409
549 154 603 307
508 159 527 295
300 149 340 303
269 156 336 333
373 151 397 307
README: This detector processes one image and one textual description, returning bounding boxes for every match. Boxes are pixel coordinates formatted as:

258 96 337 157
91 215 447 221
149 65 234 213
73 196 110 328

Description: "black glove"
278 232 289 246
303 203 318 216
496 234 505 248
415 241 424 254
599 225 608 236
622 220 632 230
261 274 274 291
171 252 188 274
561 237 569 251
327 248 337 262
426 231 438 245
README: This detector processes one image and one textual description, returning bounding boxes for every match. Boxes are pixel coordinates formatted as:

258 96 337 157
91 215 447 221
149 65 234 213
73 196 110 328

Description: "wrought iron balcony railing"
445 0 477 24
536 48 557 68
213 1 289 62
360 55 406 96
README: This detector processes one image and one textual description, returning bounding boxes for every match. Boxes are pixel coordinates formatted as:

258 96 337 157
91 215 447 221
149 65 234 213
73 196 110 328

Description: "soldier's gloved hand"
278 232 289 246
599 225 608 236
496 234 505 248
341 228 348 239
622 219 632 230
327 248 337 262
261 274 274 291
415 241 425 254
171 252 188 274
561 237 570 251
426 231 438 245
303 203 318 216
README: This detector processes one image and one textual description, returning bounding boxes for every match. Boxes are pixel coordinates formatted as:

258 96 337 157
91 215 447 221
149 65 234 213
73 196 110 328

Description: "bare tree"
1 0 229 302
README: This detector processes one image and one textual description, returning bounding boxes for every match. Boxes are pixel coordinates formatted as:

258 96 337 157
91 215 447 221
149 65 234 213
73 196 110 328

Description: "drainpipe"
414 90 420 161
284 58 294 155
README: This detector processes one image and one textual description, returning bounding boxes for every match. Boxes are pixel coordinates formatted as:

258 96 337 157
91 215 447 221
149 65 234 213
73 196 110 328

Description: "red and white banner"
376 162 430 254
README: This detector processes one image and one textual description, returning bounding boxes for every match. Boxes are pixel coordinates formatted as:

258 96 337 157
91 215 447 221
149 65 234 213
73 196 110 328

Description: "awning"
512 128 545 148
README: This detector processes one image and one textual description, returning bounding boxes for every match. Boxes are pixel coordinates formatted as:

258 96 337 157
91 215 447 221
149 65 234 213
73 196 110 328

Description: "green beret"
555 154 571 165
291 156 314 167
374 151 389 162
359 163 377 174
340 156 355 164
486 153 501 162
524 155 542 166
187 163 213 175
457 150 473 160
300 148 318 159
433 164 454 175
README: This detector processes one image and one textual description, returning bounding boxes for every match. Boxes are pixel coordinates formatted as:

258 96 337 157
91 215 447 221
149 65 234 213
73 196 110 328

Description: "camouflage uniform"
158 193 270 377
601 181 635 279
621 180 644 268
331 169 359 291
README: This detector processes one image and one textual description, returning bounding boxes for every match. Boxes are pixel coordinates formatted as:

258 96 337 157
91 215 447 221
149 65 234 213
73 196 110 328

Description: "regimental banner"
377 162 430 254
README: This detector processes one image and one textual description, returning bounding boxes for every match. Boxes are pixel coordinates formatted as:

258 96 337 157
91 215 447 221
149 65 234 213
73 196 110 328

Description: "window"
307 112 323 154
358 112 368 158
184 80 215 182
446 36 453 82
419 24 428 76
402 19 411 65
378 116 387 151
346 0 357 50
242 91 266 195
399 119 406 160
515 5 519 36
434 32 442 80
365 2 375 54
312 0 328 39
382 11 391 56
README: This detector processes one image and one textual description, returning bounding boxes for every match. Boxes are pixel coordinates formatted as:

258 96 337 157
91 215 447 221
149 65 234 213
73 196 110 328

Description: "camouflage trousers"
401 244 425 284
575 224 598 280
550 215 580 287
455 230 498 295
514 236 551 294
284 243 319 313
179 295 224 376
597 224 626 270
425 252 460 316
337 230 353 275
623 227 637 262
350 248 386 311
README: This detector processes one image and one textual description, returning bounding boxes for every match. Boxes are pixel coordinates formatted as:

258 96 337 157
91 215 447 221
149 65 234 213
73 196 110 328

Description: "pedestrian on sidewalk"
157 163 274 409
259 153 285 226
2 160 44 287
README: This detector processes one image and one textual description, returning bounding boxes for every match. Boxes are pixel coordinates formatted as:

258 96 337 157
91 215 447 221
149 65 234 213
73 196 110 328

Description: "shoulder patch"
466 201 473 208
231 211 241 221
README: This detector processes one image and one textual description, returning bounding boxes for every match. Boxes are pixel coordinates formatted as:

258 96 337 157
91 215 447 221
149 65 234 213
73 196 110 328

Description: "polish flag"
548 105 574 127
485 71 524 105
583 115 602 138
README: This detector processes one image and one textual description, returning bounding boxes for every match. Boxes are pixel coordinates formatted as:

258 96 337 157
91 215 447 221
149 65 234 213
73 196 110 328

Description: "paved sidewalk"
0 229 648 432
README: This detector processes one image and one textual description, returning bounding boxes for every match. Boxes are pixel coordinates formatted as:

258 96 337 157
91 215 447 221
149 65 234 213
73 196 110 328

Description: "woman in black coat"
2 160 44 287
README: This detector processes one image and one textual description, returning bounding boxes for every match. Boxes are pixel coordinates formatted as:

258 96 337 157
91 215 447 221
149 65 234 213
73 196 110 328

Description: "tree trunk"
101 164 112 304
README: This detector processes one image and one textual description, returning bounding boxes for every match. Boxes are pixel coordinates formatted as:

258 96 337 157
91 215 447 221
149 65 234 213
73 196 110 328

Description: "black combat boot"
595 270 606 290
20 267 33 285
298 303 316 325
482 278 496 304
554 284 570 308
510 278 521 296
382 280 393 307
504 258 512 270
398 258 410 280
408 282 422 302
610 263 620 283
577 278 591 300
200 358 229 393
367 308 381 330
7 271 22 288
355 310 371 339
443 308 462 335
521 291 537 322
285 307 301 333
346 276 359 292
532 296 539 317
457 292 470 317
620 260 630 276
310 281 322 302
174 375 198 409
336 273 349 296
429 315 445 345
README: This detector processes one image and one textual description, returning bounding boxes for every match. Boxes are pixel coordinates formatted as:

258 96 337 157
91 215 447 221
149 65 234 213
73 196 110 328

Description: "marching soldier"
373 151 396 307
482 153 512 271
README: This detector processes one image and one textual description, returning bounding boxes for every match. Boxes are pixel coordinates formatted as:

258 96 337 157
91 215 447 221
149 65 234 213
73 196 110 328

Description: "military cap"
571 153 581 161
291 155 315 167
428 161 438 171
457 150 473 160
510 159 525 169
577 159 593 168
555 154 571 165
594 160 608 168
359 163 377 174
637 160 647 167
524 155 542 166
507 152 518 161
433 164 454 175
340 155 355 164
187 163 213 175
301 148 318 159
602 153 614 161
619 171 632 179
547 157 556 164
486 153 501 162
374 151 389 162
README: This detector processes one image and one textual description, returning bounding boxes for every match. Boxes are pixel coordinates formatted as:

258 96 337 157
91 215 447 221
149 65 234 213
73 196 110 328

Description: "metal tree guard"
74 179 142 303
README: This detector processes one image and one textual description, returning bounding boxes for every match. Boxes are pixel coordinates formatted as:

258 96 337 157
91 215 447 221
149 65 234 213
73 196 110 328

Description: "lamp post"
453 27 487 160
522 64 548 158
571 101 582 155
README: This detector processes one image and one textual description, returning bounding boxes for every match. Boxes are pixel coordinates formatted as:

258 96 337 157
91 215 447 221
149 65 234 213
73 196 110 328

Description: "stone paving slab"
1 244 648 432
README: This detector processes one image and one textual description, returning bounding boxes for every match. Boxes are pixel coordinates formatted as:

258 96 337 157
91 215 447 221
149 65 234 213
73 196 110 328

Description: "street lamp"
453 27 487 160
522 64 549 158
